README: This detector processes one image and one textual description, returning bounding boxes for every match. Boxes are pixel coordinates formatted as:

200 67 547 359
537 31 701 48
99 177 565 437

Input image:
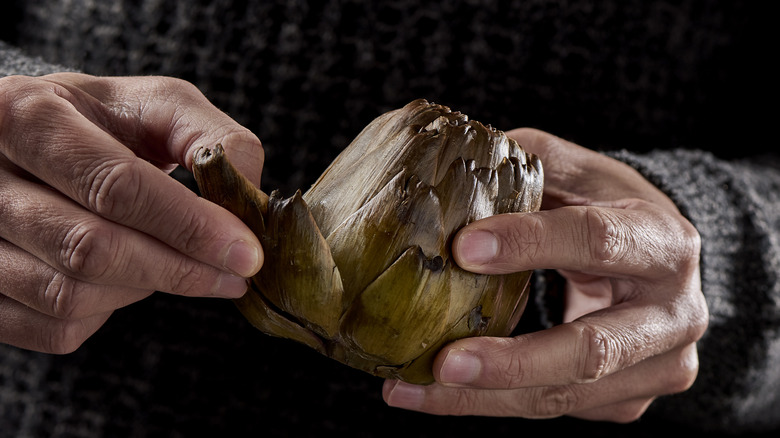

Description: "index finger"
0 75 263 277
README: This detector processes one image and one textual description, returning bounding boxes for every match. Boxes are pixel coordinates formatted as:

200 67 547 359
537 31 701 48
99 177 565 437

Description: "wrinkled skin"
0 73 263 353
383 128 708 423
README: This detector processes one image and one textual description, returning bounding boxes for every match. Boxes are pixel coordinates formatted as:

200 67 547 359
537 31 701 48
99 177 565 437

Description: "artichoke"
192 99 543 384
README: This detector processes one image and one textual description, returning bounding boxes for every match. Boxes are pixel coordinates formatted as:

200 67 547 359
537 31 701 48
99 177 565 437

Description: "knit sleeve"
0 40 77 77
608 148 780 433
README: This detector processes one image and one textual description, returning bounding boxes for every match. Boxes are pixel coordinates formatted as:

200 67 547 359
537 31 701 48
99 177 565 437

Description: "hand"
0 73 264 353
383 128 708 422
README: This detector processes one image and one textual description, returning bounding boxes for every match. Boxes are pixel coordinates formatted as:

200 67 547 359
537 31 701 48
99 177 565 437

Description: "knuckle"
0 77 72 148
83 159 143 221
168 259 211 296
664 345 700 394
571 321 614 383
651 208 702 274
0 75 40 106
151 77 208 113
156 76 201 97
43 272 84 320
531 385 581 418
169 206 213 254
59 221 116 281
0 76 27 112
676 287 709 344
584 208 631 265
675 218 702 272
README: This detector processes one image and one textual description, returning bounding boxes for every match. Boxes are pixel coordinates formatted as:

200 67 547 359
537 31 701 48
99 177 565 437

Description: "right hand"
0 73 265 353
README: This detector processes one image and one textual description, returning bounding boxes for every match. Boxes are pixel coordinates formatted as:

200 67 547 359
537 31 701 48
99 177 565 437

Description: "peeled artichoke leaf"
255 190 344 338
234 287 327 355
192 144 267 236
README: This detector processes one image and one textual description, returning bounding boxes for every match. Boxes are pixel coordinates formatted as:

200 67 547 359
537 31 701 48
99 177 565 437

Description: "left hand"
382 128 708 422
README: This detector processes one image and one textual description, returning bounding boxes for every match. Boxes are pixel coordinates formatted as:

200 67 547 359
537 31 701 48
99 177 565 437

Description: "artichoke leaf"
474 271 533 337
234 287 327 355
339 246 453 366
192 144 268 236
326 170 446 304
305 100 468 237
256 191 344 339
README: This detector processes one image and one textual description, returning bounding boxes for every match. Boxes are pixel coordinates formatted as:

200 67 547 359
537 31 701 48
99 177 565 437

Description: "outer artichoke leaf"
255 190 344 338
234 287 327 355
516 154 544 213
434 158 503 236
496 157 520 214
305 101 441 235
432 123 477 185
307 99 448 192
192 144 268 236
466 164 500 224
391 306 482 384
305 99 469 237
376 265 526 384
339 246 453 366
476 271 533 336
304 130 433 238
434 158 478 237
326 171 446 305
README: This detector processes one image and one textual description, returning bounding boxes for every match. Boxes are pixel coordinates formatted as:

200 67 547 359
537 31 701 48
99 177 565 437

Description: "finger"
0 164 250 297
0 238 152 319
452 203 700 278
431 310 704 390
506 128 677 210
0 77 263 278
384 344 698 419
41 73 264 185
0 293 111 354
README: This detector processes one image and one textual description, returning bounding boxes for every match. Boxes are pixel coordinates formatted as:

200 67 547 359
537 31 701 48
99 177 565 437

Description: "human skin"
383 128 709 423
0 73 264 353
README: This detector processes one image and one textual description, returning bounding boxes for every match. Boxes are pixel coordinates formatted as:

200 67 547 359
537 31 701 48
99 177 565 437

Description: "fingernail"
458 230 498 265
213 273 249 298
439 348 481 385
223 240 261 277
384 380 425 410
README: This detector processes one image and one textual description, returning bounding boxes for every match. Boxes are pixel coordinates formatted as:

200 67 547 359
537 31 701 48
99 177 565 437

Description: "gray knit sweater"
1 1 778 437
